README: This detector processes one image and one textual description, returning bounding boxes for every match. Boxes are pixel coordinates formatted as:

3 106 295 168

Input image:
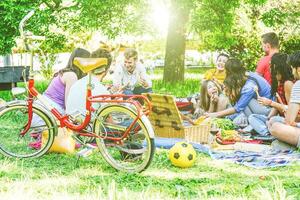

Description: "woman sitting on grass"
248 53 294 136
268 51 300 148
205 58 272 120
42 48 90 113
194 80 230 116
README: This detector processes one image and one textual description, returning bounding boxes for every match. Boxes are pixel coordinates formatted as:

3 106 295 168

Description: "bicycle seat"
73 57 108 73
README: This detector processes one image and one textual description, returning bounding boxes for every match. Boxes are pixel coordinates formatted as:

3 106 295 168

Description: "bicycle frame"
17 9 152 143
22 75 152 142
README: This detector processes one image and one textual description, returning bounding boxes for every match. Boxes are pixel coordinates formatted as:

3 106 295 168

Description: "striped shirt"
290 80 300 104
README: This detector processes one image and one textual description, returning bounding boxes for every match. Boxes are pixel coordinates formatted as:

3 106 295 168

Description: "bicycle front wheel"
0 104 56 158
93 105 155 173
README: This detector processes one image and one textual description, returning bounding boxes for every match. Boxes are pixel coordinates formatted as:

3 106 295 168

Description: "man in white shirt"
66 48 111 117
112 48 152 95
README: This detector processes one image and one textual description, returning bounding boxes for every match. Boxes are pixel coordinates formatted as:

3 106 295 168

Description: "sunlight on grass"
254 177 296 200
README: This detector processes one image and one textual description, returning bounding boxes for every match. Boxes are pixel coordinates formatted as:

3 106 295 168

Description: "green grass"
0 69 299 199
153 79 200 97
0 151 299 199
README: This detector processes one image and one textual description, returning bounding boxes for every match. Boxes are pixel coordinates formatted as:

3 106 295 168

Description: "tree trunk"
163 1 190 83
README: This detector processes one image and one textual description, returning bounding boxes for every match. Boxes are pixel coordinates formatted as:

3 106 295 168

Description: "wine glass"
210 121 219 136
209 121 219 148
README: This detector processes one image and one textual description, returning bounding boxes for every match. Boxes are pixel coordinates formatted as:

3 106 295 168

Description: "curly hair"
270 53 294 96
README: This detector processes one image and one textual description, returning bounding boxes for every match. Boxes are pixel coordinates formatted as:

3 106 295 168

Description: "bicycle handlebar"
19 10 35 38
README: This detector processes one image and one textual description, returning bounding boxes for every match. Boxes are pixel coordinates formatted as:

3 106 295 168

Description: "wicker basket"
184 124 210 144
145 93 211 144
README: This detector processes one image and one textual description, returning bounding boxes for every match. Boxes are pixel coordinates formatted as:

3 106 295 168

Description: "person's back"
44 75 66 109
66 75 109 116
256 32 279 84
42 48 90 112
66 48 112 116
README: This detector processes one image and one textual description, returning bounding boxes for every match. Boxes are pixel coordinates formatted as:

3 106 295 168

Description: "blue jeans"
248 114 269 136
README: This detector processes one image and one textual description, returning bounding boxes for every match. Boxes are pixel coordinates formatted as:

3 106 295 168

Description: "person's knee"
269 122 281 136
248 114 258 122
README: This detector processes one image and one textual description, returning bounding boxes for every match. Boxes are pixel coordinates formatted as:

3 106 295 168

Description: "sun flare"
150 0 169 34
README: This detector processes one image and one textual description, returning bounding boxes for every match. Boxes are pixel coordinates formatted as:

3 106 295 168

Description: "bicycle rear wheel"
0 104 56 158
93 105 155 173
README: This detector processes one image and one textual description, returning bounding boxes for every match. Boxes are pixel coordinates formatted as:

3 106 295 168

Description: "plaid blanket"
155 137 300 168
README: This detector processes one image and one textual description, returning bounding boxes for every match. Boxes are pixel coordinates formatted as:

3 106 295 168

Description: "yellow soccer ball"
169 142 196 168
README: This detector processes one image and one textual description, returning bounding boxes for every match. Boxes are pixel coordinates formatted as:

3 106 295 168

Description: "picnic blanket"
155 137 300 169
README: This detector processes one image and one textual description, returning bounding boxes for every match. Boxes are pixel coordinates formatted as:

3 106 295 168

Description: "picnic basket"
144 93 210 144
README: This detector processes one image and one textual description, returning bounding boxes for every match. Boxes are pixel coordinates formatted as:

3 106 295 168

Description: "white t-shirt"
113 63 152 90
290 80 300 104
66 75 110 116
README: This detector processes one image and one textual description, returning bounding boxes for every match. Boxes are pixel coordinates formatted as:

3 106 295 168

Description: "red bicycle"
0 10 155 173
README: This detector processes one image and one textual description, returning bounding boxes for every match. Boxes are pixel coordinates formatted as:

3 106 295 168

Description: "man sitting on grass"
111 48 152 95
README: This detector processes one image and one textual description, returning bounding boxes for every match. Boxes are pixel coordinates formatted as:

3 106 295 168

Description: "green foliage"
191 0 240 51
76 0 152 38
38 53 56 79
0 0 40 55
281 35 300 55
260 1 300 55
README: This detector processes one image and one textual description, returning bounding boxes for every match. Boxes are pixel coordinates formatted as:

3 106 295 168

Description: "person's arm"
216 95 230 112
205 107 236 118
138 65 152 88
284 81 293 103
207 82 256 118
62 72 78 104
285 103 300 125
208 102 217 113
258 96 287 113
267 107 278 119
111 65 125 93
207 93 218 112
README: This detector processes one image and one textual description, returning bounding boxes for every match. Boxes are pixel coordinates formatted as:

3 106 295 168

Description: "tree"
163 0 192 83
1 0 299 80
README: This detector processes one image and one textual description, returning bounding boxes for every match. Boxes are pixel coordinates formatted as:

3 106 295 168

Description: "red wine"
210 130 219 135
